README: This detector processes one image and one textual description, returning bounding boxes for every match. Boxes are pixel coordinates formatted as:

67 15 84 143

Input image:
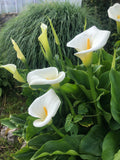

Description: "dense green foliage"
0 69 14 97
1 1 120 160
83 0 116 30
0 1 100 69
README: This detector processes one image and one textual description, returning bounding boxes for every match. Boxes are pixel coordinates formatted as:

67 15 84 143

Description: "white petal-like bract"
27 67 65 86
67 26 110 55
28 89 61 127
108 3 120 22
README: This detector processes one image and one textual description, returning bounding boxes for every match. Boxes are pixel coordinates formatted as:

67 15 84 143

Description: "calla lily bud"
27 67 65 86
28 89 61 127
108 3 120 34
38 23 52 62
11 39 26 63
67 26 110 66
0 64 25 83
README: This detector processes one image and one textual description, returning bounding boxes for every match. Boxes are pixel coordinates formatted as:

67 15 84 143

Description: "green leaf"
78 103 88 115
93 64 103 74
25 116 46 141
31 135 83 160
74 115 83 123
10 113 28 126
28 133 59 150
109 118 120 130
92 51 99 64
102 130 120 160
13 146 35 160
0 118 16 129
101 49 113 65
65 114 74 132
70 124 78 135
97 101 111 123
30 84 50 90
48 18 60 45
80 154 100 160
114 150 120 160
60 83 81 97
79 85 92 100
110 69 120 124
98 71 110 89
79 125 106 158
68 156 76 160
68 69 90 89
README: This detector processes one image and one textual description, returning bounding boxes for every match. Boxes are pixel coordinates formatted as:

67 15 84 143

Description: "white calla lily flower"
108 3 120 34
27 67 65 86
28 89 61 127
67 26 110 66
108 3 120 22
0 64 25 83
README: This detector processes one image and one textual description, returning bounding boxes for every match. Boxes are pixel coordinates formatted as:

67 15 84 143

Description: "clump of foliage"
1 8 120 159
0 1 100 69
2 1 120 160
83 0 115 29
0 68 13 97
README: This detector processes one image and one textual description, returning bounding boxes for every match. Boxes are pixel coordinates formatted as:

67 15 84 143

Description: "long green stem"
111 49 116 70
116 21 120 35
51 124 64 138
87 66 101 124
58 44 65 71
61 90 76 117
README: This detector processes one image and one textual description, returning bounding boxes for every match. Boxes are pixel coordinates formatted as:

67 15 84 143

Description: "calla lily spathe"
38 23 52 62
28 89 61 127
108 3 120 34
108 3 120 22
11 39 26 63
27 67 65 86
67 26 110 66
0 64 25 83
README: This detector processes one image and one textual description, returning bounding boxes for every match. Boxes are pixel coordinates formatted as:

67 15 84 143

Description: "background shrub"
0 1 100 69
83 0 120 53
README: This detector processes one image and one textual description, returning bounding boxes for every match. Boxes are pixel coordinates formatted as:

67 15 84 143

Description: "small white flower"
27 67 65 86
108 3 120 22
28 89 61 127
67 26 110 66
108 3 120 34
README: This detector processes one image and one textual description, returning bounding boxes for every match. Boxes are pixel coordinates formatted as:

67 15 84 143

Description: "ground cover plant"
0 1 100 69
1 2 120 160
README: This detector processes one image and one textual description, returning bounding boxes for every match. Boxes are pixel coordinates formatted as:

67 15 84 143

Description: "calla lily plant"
27 67 65 86
28 89 61 127
2 13 120 160
108 3 120 34
67 26 110 66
